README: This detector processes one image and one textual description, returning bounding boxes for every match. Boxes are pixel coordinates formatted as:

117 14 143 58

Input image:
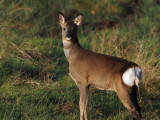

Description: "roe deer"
58 12 142 120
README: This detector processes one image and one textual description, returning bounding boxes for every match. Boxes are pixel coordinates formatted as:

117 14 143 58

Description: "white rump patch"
122 67 142 87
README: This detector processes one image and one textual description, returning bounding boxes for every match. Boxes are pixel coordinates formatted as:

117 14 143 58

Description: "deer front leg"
78 85 89 120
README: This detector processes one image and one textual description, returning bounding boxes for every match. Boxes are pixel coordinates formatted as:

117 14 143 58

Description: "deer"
58 12 142 120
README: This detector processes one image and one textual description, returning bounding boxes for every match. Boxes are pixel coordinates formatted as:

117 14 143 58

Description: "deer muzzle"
66 34 71 40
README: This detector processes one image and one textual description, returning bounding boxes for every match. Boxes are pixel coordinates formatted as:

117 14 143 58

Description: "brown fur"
58 12 141 120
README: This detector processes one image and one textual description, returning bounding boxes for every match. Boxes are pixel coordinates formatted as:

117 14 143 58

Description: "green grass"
0 77 130 120
0 0 160 120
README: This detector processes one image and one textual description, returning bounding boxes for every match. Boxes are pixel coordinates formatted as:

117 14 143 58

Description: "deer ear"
58 12 65 24
73 14 83 26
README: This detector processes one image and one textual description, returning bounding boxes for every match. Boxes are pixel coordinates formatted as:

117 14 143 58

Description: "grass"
0 0 160 119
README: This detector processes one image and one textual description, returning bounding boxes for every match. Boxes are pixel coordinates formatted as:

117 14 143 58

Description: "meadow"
0 0 160 119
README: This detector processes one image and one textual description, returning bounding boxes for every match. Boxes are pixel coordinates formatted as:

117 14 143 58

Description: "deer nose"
66 34 71 40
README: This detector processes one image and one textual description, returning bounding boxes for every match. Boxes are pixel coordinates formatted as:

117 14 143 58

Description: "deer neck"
63 38 81 62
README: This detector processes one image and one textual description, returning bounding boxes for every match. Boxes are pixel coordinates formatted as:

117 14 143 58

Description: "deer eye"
63 28 66 31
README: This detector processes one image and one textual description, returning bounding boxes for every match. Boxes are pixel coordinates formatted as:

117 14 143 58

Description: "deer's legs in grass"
117 86 141 120
78 85 89 120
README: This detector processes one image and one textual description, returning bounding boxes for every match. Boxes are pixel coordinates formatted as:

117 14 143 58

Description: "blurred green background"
0 0 160 119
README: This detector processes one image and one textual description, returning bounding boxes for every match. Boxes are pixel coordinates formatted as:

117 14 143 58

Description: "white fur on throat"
63 40 71 46
122 67 142 87
63 40 71 57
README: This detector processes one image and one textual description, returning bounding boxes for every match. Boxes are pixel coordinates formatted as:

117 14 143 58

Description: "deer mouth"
66 34 71 40
66 37 71 40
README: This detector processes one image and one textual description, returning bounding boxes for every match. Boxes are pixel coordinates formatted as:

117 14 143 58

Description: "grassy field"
0 0 160 120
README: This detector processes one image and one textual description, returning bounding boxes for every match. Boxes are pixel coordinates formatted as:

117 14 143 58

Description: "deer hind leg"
117 86 141 120
78 85 89 120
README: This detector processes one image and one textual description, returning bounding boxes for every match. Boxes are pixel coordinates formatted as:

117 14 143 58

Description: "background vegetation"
0 0 160 119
